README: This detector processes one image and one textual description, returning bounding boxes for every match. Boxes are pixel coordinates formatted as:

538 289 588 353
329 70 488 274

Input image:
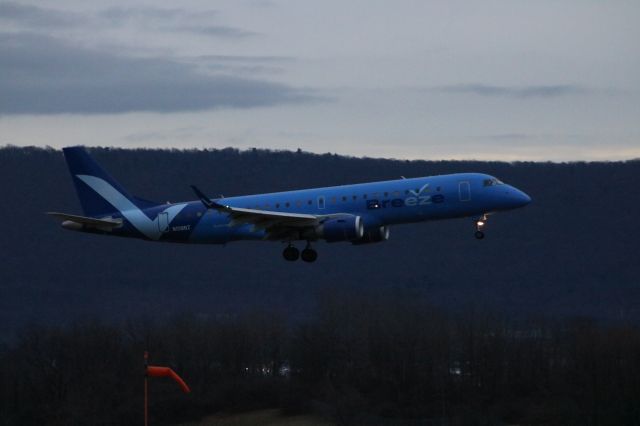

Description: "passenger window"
285 202 290 207
342 196 347 202
276 203 280 208
330 197 337 204
307 200 312 205
352 195 357 200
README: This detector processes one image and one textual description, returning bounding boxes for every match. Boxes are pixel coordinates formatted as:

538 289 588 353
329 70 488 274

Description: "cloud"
171 24 255 38
98 6 219 23
434 84 589 99
99 6 255 38
0 33 318 115
196 55 293 63
0 3 255 39
191 55 294 75
124 127 208 144
0 1 80 28
489 133 531 140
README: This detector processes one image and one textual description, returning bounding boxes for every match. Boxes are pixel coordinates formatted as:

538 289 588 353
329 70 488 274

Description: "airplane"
47 147 531 262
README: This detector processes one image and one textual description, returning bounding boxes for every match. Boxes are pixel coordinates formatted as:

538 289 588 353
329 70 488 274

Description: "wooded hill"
1 146 639 339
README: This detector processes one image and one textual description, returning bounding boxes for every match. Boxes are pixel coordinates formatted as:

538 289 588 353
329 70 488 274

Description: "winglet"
190 185 226 210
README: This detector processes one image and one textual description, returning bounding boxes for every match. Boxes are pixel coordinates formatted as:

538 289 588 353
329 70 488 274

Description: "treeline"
2 290 639 425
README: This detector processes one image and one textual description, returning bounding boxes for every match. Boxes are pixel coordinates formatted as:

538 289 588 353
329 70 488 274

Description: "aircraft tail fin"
62 147 156 217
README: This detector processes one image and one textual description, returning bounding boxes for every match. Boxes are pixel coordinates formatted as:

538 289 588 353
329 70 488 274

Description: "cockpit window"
483 178 504 187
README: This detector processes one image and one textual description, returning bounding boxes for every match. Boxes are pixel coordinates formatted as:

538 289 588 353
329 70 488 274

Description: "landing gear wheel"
475 231 485 240
301 248 318 263
283 245 300 261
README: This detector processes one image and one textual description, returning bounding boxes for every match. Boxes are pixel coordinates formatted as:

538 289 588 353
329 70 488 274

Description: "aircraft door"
459 181 471 201
317 196 325 209
158 212 169 233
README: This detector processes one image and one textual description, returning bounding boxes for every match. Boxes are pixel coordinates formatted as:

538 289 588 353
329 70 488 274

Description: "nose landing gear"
475 215 487 239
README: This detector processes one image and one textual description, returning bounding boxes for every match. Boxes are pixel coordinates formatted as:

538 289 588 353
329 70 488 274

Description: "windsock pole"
143 350 190 425
144 351 149 426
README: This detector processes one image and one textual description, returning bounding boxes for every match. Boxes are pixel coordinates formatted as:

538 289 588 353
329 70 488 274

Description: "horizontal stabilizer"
46 212 122 230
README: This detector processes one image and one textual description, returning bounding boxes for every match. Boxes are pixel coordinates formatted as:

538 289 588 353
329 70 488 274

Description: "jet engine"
315 215 364 242
351 225 390 245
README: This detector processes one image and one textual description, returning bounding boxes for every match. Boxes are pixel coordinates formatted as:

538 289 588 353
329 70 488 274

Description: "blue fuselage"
104 172 530 244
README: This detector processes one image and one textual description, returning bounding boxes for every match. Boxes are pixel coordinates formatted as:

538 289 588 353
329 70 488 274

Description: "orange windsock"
146 366 191 393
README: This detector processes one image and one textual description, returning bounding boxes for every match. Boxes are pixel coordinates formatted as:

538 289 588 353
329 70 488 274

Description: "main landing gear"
282 244 299 261
301 243 318 262
283 242 317 262
475 215 487 240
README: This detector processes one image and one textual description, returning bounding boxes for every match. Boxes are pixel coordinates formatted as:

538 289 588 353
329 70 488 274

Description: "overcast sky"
1 0 639 161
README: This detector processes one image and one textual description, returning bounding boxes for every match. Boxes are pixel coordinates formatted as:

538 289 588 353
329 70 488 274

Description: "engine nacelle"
316 215 364 242
351 225 390 245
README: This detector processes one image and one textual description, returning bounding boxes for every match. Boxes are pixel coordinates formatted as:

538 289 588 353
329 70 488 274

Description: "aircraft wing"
215 205 320 240
191 185 321 240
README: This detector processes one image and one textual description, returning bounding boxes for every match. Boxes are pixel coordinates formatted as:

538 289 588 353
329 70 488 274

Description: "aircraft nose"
513 189 531 207
500 185 531 209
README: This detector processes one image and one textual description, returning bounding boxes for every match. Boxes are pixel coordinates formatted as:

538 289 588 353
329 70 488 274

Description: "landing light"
477 221 485 226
